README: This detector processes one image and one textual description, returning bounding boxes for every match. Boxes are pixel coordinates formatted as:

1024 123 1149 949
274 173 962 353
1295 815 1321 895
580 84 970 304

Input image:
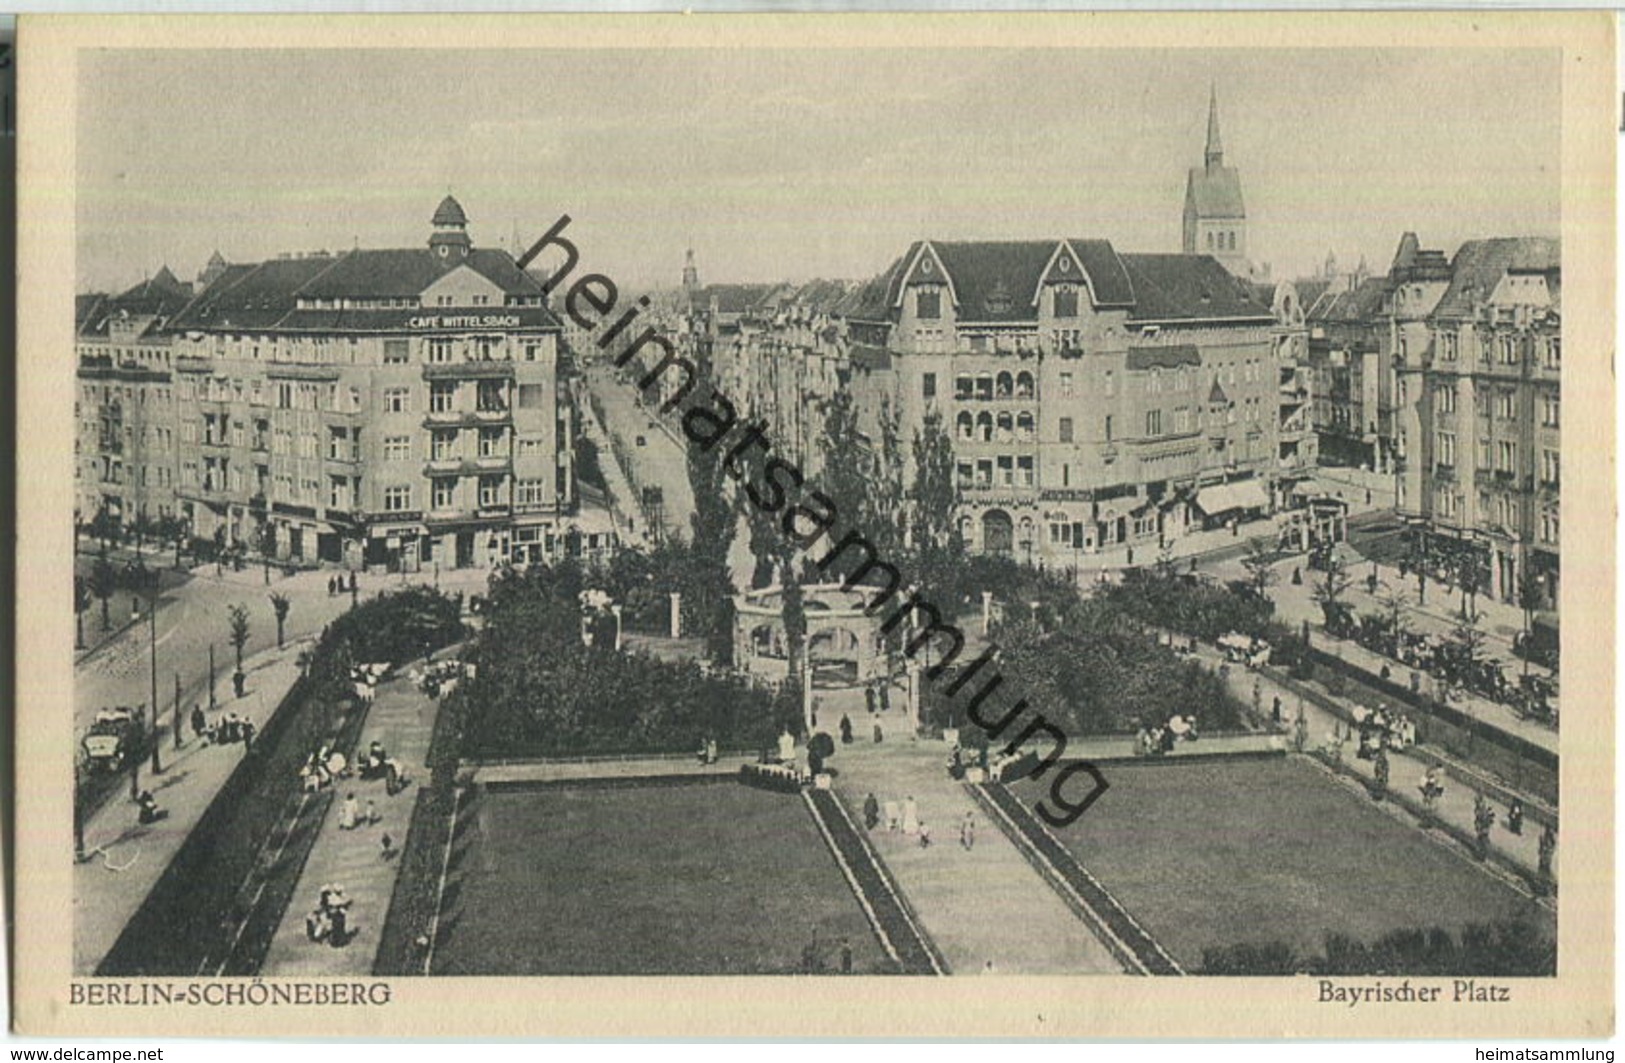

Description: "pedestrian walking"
865 687 876 715
339 792 360 830
1272 695 1282 726
241 719 256 754
1507 799 1525 835
862 792 880 831
960 811 976 851
873 719 884 744
380 833 395 860
365 798 379 825
839 938 853 974
918 820 932 848
190 704 207 742
840 714 853 745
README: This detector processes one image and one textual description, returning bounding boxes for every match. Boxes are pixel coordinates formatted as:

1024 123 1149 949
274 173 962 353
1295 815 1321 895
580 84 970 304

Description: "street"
583 360 696 543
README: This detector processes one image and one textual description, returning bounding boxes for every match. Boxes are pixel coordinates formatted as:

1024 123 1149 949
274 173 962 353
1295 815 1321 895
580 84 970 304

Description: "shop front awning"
1193 480 1270 516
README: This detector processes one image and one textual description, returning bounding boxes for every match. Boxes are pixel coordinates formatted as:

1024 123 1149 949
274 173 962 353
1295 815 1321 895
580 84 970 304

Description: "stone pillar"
801 661 815 733
981 590 993 636
611 604 624 652
906 659 922 731
669 592 682 639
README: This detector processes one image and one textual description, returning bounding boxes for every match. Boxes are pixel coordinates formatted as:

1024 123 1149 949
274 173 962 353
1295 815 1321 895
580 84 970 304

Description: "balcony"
174 355 213 374
266 363 342 382
423 361 516 380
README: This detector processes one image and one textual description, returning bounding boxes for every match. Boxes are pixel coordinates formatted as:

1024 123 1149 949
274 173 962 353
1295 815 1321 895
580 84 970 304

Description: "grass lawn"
1012 756 1553 970
431 780 889 975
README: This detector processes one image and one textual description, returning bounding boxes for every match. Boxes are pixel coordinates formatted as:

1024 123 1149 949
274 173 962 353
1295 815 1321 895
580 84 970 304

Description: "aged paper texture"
13 11 1614 1039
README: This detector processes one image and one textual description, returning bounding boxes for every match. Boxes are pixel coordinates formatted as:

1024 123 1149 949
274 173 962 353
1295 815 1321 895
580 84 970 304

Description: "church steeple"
1205 83 1224 170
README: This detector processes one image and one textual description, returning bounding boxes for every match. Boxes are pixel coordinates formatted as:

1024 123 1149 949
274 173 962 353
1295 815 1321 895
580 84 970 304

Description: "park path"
1200 646 1558 884
259 657 446 976
828 723 1124 975
73 634 308 974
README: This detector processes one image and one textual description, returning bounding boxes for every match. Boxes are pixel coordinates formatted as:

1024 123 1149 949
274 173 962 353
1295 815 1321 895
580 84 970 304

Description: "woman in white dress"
339 792 360 830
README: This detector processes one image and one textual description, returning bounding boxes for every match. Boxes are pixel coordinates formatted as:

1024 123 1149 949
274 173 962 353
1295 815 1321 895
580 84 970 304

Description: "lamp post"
147 584 161 777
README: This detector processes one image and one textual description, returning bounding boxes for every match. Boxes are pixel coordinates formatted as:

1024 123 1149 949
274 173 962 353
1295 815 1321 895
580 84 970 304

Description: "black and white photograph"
13 12 1614 1040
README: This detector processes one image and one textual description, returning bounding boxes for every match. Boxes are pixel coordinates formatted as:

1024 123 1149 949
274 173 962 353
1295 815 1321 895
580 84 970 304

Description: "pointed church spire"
1205 82 1224 170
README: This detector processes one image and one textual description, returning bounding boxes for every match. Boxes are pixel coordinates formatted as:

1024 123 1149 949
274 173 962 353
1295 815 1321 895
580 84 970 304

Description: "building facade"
75 197 585 572
1394 236 1560 606
74 268 195 534
843 238 1289 568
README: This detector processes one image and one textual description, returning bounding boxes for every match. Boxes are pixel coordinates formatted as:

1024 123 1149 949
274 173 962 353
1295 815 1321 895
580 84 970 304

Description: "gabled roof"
294 248 542 300
1306 276 1387 325
1118 254 1272 322
1208 378 1230 404
1185 164 1245 219
77 269 194 337
1432 237 1561 320
168 257 333 331
701 283 777 315
929 241 1055 322
840 261 902 322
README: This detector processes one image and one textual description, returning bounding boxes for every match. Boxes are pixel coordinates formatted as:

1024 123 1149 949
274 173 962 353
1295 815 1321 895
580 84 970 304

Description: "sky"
77 47 1561 294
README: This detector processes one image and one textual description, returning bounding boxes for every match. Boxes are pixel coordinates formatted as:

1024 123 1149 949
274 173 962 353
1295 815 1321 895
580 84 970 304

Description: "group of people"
357 739 412 795
326 572 358 597
305 882 355 947
693 736 720 766
191 706 256 752
1134 714 1200 757
1352 704 1416 760
859 793 975 851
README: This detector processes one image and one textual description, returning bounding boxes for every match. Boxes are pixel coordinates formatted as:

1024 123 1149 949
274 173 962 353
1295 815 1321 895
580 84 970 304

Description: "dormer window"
1053 287 1079 319
916 290 941 320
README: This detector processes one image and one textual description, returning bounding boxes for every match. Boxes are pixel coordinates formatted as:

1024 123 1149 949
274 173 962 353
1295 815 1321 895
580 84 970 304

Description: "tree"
227 603 251 670
681 342 737 659
1311 553 1354 632
90 551 118 631
1240 537 1281 600
269 592 291 649
909 409 960 562
1515 565 1546 679
257 522 278 585
815 389 881 583
74 574 90 649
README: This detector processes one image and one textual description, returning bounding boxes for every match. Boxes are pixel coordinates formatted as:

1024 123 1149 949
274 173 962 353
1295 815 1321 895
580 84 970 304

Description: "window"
384 339 410 364
384 388 410 414
957 462 973 489
1498 336 1519 366
516 479 549 507
1059 417 1074 443
1542 448 1560 485
1017 455 1034 486
431 429 458 461
430 381 457 414
1498 440 1517 472
1061 464 1070 487
1173 406 1190 434
1478 439 1492 471
1542 394 1560 428
479 428 505 458
916 290 941 320
922 373 937 401
1053 288 1079 318
1435 385 1456 414
517 384 545 409
1497 390 1516 420
975 459 993 487
1544 337 1561 369
1104 370 1115 397
384 436 411 461
997 455 1014 486
1059 372 1074 398
956 412 974 440
1435 432 1456 467
1541 510 1559 545
523 343 541 363
328 427 348 460
432 479 455 511
278 383 294 409
329 477 351 509
383 485 412 512
956 376 974 400
1104 415 1113 442
1440 332 1458 362
1145 409 1162 436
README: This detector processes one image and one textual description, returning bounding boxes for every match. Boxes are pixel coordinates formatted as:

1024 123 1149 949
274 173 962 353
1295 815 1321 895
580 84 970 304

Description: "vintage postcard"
12 11 1614 1039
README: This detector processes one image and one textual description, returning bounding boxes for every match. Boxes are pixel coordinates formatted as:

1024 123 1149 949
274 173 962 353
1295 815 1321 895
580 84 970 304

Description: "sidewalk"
73 635 312 974
829 737 1124 974
1197 646 1556 885
259 654 449 976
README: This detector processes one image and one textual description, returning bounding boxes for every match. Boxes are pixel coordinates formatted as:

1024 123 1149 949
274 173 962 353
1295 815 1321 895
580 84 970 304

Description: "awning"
1193 480 1269 516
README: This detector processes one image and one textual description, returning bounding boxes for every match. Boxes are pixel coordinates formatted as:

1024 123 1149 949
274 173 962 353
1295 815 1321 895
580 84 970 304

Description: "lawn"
1011 756 1553 970
429 779 889 975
